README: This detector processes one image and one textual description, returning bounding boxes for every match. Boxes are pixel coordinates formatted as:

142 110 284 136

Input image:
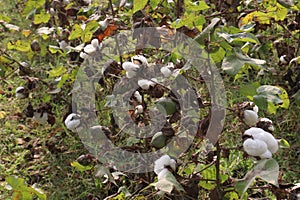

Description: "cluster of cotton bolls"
154 155 176 181
242 102 279 159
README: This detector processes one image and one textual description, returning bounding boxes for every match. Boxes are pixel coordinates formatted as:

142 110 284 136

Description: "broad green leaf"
240 82 260 100
133 0 148 13
81 20 99 43
33 10 50 24
48 66 67 77
150 0 161 9
266 3 288 21
222 50 266 75
23 0 46 16
184 0 210 12
292 89 300 107
218 32 259 44
234 159 279 198
7 40 31 52
210 47 226 63
71 161 93 172
199 165 228 190
68 24 83 41
254 85 290 114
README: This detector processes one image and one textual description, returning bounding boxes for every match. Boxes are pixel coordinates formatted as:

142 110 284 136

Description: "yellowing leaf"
33 10 50 24
48 66 67 77
7 40 31 52
22 30 32 37
0 111 7 119
133 0 148 13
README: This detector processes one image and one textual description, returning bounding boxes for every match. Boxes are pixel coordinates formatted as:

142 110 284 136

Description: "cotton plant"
243 102 259 126
80 38 102 59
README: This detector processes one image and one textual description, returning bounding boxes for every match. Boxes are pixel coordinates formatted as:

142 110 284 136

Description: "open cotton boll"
249 101 259 113
134 105 143 114
122 62 140 72
243 138 268 157
257 117 274 132
138 79 152 90
15 86 26 99
134 91 142 103
132 55 148 66
161 66 172 77
252 131 278 153
80 52 89 59
157 168 169 180
33 112 48 124
244 110 259 126
154 155 174 175
91 38 99 48
84 44 97 54
244 127 278 153
65 113 81 131
259 150 272 159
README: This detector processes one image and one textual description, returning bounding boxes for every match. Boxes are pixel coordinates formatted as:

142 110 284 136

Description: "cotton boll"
84 44 97 54
59 40 69 51
249 102 259 113
253 131 278 153
157 168 169 180
244 110 259 126
154 155 172 175
161 66 172 77
65 113 81 131
80 52 89 59
122 62 140 72
244 127 265 137
134 105 143 114
134 91 142 103
91 39 99 48
138 79 151 90
169 159 176 171
33 112 48 124
243 138 268 157
15 86 26 98
256 117 274 132
259 150 272 159
132 55 148 66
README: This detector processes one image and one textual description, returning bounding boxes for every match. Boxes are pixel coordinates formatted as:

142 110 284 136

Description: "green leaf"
222 50 266 75
48 66 67 77
70 161 93 172
81 20 99 43
150 0 161 9
33 10 50 24
151 132 167 148
240 82 260 100
68 24 83 41
224 191 239 200
210 47 226 63
184 0 210 12
218 32 259 44
133 0 148 13
23 0 46 16
254 85 290 114
7 40 31 52
199 165 228 190
48 45 63 54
